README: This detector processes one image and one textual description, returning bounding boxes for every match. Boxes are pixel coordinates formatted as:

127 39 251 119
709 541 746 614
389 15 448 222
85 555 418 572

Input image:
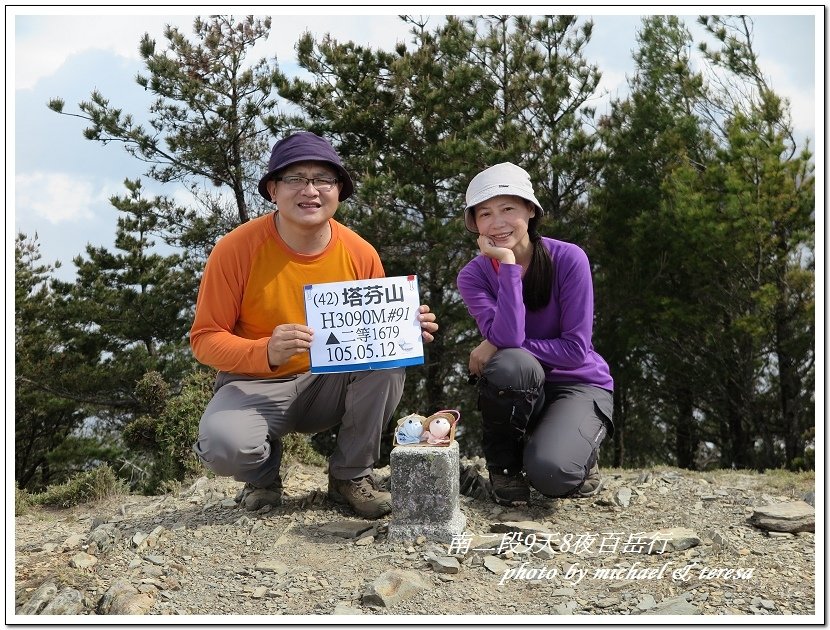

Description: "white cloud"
15 172 113 224
592 66 629 116
14 13 419 91
14 15 193 90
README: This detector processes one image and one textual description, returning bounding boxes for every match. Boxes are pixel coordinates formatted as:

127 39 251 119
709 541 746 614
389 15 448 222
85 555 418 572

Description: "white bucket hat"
464 162 544 233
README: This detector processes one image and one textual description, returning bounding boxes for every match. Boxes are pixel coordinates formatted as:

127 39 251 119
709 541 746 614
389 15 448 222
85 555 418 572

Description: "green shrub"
282 433 326 467
15 482 31 516
31 464 127 508
157 478 184 496
125 368 216 493
154 369 216 478
133 369 171 416
121 414 159 450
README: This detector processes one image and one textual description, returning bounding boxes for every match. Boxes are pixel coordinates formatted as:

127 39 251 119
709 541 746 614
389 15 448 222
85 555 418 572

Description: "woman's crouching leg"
523 385 611 498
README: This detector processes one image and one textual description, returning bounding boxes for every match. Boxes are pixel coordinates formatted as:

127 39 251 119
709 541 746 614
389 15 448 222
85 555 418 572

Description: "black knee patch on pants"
477 375 544 474
477 376 539 437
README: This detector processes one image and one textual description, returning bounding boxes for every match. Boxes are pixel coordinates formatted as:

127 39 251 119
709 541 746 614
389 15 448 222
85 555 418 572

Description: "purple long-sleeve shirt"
457 237 613 390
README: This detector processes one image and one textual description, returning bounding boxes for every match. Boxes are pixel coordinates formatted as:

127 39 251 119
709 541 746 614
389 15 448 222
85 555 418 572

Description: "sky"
8 6 821 282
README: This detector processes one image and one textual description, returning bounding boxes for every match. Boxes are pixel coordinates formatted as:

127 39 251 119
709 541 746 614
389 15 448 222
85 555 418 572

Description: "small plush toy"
395 414 427 445
421 410 459 445
428 416 451 438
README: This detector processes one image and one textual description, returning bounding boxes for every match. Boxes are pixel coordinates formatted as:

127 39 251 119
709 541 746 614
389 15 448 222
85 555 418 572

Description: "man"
190 131 438 518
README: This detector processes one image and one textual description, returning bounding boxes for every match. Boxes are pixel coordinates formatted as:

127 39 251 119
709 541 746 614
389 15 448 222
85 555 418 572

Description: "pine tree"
591 16 711 467
51 178 198 401
278 15 605 448
697 15 815 468
277 16 498 427
48 15 285 247
15 235 88 489
31 181 200 486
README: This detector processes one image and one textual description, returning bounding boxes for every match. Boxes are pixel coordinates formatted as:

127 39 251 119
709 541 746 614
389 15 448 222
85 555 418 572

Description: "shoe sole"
243 500 282 511
490 491 530 507
492 498 529 507
573 477 604 498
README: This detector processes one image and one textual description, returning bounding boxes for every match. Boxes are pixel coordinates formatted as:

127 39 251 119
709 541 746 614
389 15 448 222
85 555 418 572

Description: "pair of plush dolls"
395 410 459 446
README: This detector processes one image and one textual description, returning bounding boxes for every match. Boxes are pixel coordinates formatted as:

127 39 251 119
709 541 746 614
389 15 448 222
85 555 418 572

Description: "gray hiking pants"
477 348 613 497
193 368 405 487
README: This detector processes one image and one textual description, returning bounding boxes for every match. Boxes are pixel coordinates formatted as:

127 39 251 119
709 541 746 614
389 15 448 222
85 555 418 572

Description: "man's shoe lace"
328 473 392 519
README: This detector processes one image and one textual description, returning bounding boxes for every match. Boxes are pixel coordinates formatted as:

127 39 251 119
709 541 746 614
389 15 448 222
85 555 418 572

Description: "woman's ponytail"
523 221 553 310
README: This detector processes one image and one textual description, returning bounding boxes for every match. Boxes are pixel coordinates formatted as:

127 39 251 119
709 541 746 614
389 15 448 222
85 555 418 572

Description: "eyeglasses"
276 175 340 192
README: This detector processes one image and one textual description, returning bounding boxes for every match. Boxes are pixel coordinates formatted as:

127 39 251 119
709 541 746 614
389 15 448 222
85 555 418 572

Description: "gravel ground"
13 461 818 621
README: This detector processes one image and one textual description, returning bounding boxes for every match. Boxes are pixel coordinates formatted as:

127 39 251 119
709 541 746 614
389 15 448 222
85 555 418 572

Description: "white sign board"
304 275 424 373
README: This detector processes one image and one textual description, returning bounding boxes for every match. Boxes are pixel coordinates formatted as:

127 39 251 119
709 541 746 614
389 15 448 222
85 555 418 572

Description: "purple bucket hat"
258 131 354 202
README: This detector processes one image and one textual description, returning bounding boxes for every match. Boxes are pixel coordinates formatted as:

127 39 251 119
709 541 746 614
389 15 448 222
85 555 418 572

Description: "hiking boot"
573 461 603 498
460 463 492 501
328 473 392 519
489 469 530 506
235 477 283 511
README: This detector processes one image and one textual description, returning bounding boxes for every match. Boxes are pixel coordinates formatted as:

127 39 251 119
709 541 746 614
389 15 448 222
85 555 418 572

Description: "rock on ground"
14 463 816 618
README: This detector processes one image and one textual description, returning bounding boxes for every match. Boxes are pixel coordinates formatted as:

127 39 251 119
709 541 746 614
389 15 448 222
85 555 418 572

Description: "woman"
456 162 613 506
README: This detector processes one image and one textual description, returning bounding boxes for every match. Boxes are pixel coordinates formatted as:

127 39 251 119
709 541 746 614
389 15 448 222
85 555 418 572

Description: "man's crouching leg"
300 368 405 519
192 374 289 510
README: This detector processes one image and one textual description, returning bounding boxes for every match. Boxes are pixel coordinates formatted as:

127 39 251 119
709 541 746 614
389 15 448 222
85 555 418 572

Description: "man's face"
266 161 342 230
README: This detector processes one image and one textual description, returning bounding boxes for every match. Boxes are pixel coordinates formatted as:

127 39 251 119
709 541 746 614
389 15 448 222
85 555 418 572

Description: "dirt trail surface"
14 461 817 620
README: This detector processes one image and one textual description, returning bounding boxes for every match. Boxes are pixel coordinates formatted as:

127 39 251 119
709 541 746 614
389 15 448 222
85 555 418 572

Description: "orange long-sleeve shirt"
190 212 384 378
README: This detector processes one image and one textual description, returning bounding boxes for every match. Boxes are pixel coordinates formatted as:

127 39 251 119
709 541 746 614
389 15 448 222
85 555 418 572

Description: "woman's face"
473 195 536 250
